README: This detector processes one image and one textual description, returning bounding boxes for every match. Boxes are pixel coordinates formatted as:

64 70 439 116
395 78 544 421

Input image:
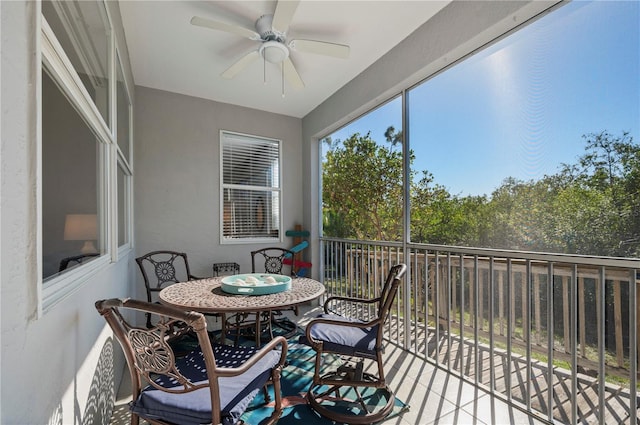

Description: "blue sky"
326 1 639 197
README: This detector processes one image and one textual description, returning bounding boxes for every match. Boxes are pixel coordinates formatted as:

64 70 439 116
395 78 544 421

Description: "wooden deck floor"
393 319 638 424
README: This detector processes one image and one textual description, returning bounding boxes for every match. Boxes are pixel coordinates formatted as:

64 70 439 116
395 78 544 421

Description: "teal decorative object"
221 273 292 295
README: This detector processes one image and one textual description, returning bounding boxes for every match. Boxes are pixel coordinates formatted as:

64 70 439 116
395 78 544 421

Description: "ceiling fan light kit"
259 41 289 64
191 0 350 95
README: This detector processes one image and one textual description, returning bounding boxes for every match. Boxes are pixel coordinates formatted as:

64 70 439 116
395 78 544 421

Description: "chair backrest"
136 250 194 303
375 263 407 325
58 253 100 272
95 298 222 423
251 247 296 276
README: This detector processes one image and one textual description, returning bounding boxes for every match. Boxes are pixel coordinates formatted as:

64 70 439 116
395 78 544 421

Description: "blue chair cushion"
299 313 379 358
130 343 281 425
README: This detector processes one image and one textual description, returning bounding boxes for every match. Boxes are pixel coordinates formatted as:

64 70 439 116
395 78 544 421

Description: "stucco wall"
133 86 303 298
0 1 135 423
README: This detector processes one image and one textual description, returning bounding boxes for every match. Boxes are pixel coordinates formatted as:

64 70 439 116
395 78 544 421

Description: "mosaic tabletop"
159 276 325 313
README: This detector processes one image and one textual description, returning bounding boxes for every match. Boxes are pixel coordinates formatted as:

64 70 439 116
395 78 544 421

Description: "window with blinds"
220 131 282 243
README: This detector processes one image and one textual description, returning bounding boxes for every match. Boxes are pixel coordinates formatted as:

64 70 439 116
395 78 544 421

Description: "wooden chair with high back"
95 298 287 425
299 263 407 424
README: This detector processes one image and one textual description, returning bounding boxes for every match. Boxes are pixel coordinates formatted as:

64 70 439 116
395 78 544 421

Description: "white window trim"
39 3 133 315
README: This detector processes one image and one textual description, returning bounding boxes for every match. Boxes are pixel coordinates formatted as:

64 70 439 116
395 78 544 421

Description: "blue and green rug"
240 340 409 424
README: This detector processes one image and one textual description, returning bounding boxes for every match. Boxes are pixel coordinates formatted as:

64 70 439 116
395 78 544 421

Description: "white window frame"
219 130 283 244
114 49 133 254
39 1 133 315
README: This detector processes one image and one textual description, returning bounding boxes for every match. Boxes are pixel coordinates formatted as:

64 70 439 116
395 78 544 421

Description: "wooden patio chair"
95 298 287 425
299 263 407 424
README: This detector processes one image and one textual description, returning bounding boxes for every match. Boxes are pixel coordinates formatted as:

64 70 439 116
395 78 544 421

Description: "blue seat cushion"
299 313 379 358
130 343 281 425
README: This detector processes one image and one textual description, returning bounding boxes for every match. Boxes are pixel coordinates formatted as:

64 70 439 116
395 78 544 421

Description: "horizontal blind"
221 131 281 241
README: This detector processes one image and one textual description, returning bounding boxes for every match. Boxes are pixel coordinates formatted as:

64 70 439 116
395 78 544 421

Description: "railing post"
597 267 605 425
637 277 640 374
630 271 637 425
579 276 586 358
613 279 623 368
563 275 570 353
498 269 504 336
534 272 541 346
479 268 485 332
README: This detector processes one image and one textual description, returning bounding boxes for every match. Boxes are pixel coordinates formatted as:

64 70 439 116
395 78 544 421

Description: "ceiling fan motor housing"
255 14 283 42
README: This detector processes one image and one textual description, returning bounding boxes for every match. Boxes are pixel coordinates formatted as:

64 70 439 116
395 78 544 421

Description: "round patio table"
159 276 325 344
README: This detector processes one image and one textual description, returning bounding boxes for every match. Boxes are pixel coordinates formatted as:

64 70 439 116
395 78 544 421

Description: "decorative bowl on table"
220 273 292 295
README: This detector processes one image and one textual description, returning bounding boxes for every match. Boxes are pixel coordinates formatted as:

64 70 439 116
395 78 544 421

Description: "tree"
562 131 640 256
322 132 404 240
323 128 639 258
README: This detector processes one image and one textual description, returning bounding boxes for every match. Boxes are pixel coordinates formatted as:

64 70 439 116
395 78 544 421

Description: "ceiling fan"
191 0 350 93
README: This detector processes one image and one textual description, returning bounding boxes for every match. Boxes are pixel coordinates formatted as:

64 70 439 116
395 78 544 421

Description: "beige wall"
133 86 303 294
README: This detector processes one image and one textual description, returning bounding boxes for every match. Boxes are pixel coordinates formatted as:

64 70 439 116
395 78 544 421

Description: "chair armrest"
323 295 380 314
188 274 205 281
215 336 288 378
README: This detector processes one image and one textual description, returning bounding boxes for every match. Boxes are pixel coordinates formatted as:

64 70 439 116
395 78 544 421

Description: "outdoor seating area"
102 252 639 424
3 1 639 425
106 301 550 425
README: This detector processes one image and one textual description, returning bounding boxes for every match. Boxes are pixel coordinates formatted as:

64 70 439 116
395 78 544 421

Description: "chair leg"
307 359 395 424
263 366 284 425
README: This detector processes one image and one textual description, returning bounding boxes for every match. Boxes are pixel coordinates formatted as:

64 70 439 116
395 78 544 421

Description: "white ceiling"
119 1 449 118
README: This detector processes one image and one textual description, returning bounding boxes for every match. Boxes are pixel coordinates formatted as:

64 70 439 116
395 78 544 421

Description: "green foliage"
322 132 404 240
322 128 640 258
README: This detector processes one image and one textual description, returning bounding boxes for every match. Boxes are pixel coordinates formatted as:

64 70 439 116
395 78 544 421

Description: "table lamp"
64 214 98 254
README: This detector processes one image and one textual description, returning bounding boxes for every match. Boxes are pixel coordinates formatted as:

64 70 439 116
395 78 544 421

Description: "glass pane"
42 69 104 280
116 54 131 161
222 133 280 188
42 0 111 126
223 189 280 240
117 163 128 246
407 1 639 257
321 97 403 241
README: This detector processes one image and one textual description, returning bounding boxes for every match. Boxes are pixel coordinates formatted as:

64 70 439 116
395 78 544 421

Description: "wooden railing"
320 237 640 424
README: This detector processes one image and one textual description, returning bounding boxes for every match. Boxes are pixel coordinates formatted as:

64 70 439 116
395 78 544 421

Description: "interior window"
117 161 129 247
42 0 111 127
42 68 105 280
116 53 131 162
220 131 282 243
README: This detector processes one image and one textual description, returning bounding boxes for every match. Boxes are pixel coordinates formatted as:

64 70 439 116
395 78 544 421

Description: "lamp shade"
64 214 98 254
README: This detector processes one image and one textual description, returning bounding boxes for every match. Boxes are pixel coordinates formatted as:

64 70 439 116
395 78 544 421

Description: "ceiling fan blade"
283 57 304 89
289 39 350 59
221 50 260 79
190 16 259 40
272 0 300 33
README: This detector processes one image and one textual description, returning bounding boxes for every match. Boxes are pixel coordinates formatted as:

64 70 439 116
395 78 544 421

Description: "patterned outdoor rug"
240 340 409 424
